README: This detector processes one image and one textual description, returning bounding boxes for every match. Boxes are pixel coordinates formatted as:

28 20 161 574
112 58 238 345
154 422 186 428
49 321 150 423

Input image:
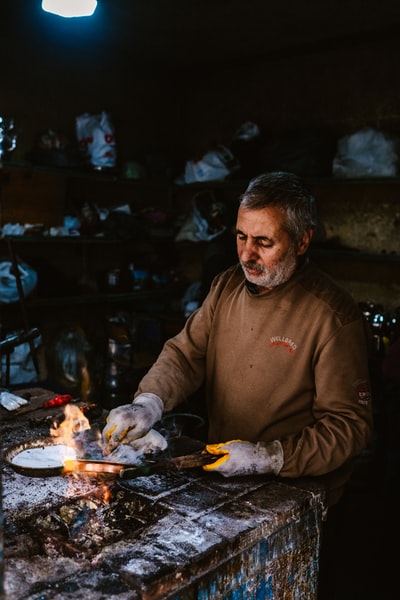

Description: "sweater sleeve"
279 316 374 478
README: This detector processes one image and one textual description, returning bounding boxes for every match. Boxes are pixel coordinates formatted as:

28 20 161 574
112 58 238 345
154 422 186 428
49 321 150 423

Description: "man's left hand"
203 439 284 477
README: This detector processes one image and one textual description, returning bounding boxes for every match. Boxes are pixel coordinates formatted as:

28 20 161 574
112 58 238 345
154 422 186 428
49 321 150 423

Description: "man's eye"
257 240 273 248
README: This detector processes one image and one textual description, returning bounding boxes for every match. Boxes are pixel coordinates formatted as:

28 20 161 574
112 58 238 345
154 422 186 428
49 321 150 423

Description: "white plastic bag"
184 145 239 183
76 111 117 169
0 260 38 304
332 128 399 177
175 191 227 242
233 121 260 141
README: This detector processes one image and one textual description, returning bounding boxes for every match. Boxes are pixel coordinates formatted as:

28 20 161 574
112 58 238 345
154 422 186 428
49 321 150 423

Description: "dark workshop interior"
1 1 400 598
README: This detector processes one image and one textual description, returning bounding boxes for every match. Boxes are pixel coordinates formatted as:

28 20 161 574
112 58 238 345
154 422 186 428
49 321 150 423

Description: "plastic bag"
332 128 399 177
0 260 38 304
45 325 92 398
76 111 117 169
184 145 239 183
233 121 260 141
0 116 17 161
180 281 202 317
175 191 227 242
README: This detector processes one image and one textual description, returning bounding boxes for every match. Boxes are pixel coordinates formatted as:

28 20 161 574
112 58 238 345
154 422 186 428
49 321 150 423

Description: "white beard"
240 247 298 289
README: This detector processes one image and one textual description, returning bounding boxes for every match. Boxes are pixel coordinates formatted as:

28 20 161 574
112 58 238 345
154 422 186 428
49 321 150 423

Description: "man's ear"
297 229 313 256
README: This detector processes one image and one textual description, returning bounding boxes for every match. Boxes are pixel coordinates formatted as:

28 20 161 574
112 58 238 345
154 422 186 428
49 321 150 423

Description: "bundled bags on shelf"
76 111 117 169
183 145 240 184
0 259 38 304
332 127 400 177
175 190 227 242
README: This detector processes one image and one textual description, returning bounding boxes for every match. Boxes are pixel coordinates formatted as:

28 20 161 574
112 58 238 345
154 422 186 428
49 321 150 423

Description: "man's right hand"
102 392 164 453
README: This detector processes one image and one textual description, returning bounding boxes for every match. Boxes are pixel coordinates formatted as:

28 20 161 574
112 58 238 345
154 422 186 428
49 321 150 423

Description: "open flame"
47 405 112 503
50 404 91 442
50 404 105 474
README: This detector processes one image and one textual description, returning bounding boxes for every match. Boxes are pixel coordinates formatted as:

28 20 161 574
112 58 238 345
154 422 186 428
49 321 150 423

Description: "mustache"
241 261 266 273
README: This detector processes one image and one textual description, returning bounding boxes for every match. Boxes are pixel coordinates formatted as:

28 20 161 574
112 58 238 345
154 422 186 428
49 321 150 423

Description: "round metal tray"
3 437 74 477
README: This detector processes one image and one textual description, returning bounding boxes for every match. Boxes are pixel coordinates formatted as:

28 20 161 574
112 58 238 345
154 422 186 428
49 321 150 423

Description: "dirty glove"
102 393 164 453
107 429 168 463
203 439 284 477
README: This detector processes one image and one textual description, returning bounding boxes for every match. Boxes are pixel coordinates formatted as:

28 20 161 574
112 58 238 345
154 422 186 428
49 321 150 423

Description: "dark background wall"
1 1 400 176
1 1 400 408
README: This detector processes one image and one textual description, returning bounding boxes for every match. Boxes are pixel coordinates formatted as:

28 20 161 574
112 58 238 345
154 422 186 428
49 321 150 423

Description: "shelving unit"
1 164 400 337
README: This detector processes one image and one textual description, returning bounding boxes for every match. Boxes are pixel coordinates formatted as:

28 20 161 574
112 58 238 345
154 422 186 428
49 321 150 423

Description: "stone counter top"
2 457 325 599
1 402 326 599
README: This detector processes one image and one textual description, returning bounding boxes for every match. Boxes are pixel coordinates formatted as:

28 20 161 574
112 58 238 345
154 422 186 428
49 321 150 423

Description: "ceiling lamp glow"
42 0 98 18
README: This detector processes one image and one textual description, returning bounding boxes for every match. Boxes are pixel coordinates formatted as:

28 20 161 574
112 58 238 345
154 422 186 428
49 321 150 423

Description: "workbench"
1 390 326 599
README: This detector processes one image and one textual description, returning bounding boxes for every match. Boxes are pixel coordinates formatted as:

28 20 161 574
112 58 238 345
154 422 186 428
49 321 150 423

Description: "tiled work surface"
2 418 325 600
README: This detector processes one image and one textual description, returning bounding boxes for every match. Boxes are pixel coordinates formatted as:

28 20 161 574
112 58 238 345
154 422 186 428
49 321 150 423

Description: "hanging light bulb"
42 0 98 18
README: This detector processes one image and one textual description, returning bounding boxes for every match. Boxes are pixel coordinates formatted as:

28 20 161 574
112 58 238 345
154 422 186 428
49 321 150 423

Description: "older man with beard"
102 171 373 511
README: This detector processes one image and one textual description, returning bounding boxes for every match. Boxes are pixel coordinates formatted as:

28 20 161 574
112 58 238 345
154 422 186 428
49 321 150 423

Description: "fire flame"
50 403 91 441
50 404 112 502
50 404 99 471
101 484 111 502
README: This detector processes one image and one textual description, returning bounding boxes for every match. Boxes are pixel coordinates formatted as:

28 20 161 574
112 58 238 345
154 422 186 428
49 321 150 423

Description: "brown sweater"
137 260 373 504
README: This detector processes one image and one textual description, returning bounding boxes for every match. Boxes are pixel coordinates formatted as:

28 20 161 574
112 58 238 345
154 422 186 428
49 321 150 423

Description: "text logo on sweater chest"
269 336 297 354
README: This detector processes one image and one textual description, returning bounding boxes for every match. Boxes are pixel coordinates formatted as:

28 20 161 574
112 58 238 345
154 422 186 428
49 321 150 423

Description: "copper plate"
3 437 73 477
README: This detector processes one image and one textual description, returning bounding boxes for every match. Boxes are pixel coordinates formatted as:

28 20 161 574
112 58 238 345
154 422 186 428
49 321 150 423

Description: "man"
102 171 373 507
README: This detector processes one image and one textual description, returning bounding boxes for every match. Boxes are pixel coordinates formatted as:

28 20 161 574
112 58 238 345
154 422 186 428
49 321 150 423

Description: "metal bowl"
158 412 206 438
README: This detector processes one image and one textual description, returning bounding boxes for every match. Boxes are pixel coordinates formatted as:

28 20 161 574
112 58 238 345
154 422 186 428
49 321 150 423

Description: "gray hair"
240 171 317 244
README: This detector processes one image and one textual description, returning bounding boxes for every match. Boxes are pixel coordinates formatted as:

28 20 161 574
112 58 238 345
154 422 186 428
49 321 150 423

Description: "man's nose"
239 240 257 262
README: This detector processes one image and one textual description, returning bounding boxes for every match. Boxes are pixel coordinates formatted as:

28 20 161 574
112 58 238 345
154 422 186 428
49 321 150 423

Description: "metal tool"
3 438 217 478
62 450 217 478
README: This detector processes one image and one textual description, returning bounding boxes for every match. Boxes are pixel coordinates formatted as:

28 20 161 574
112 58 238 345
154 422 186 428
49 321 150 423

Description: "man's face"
235 205 311 291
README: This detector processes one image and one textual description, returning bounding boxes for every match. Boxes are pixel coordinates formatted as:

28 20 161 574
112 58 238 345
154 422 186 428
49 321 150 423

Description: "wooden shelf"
24 285 182 308
310 247 400 263
5 160 400 186
3 163 400 319
1 234 175 244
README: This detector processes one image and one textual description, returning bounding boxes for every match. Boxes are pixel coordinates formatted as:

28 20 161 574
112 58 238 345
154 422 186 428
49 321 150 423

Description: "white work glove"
203 439 284 477
107 429 168 463
102 393 164 453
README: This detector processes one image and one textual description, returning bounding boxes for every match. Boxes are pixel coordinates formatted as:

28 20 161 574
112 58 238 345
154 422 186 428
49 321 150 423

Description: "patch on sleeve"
353 379 371 407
